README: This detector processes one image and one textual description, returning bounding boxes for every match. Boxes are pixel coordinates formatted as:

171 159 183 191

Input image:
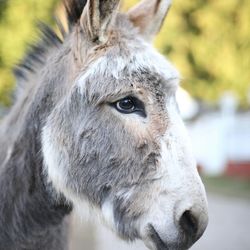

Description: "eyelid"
110 96 147 118
103 91 135 104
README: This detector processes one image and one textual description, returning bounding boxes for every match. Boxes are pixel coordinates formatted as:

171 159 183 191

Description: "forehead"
77 38 180 100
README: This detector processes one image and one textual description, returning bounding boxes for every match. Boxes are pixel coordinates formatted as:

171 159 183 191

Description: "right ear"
80 0 120 42
127 0 172 42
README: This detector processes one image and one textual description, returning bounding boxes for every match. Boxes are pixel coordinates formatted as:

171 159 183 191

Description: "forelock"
77 38 180 92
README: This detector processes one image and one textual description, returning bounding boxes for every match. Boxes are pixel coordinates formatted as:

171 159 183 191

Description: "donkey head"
42 0 208 249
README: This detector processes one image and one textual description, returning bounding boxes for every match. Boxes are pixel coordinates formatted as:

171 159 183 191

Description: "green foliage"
202 175 250 200
0 0 249 106
0 0 59 106
125 0 250 106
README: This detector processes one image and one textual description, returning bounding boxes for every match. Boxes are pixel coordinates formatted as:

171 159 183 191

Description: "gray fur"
0 1 208 250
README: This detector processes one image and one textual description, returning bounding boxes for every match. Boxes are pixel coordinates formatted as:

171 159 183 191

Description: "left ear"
127 0 172 42
80 0 120 42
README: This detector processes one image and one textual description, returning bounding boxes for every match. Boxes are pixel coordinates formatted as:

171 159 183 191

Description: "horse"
0 0 208 249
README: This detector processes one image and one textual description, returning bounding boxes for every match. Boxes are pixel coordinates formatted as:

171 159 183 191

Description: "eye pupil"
117 98 135 111
111 96 146 117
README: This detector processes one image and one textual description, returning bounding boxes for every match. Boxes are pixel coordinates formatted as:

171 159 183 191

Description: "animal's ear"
127 0 172 42
80 0 120 42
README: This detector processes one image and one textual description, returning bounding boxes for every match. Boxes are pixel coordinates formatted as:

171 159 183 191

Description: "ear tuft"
80 0 120 42
64 0 88 27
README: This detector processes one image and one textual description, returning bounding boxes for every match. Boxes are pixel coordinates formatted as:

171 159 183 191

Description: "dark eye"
116 98 135 112
111 96 146 117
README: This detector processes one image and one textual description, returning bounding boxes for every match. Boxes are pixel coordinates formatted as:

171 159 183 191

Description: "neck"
0 53 73 250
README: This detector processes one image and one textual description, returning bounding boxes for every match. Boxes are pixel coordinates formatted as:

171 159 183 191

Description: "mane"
14 0 87 84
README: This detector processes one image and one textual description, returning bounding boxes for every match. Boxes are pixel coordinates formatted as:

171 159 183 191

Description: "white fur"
136 98 207 248
77 40 180 93
2 147 12 167
101 199 116 230
42 126 68 195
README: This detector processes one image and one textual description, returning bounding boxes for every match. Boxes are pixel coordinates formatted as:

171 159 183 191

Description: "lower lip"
148 224 169 250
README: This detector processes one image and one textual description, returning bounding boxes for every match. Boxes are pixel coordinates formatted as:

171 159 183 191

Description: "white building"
177 90 250 176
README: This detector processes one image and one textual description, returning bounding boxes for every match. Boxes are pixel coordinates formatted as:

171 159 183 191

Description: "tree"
0 0 59 105
125 0 250 106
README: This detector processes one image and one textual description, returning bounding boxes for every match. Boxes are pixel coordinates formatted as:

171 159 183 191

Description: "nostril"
176 203 208 248
179 210 198 237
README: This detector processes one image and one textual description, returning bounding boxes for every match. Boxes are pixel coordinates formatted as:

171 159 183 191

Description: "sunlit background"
0 0 249 249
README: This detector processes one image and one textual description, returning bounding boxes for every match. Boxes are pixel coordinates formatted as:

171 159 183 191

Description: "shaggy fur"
0 1 208 250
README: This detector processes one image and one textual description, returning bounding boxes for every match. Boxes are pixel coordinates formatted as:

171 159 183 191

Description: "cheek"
42 122 72 198
115 114 166 153
44 102 162 194
110 109 148 140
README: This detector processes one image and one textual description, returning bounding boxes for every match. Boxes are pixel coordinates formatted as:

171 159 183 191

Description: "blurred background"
0 0 249 249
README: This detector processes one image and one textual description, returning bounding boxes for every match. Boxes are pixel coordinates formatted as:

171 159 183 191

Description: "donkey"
0 0 208 249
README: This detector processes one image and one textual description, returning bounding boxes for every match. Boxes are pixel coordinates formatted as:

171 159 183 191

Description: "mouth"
147 224 190 250
148 224 169 250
